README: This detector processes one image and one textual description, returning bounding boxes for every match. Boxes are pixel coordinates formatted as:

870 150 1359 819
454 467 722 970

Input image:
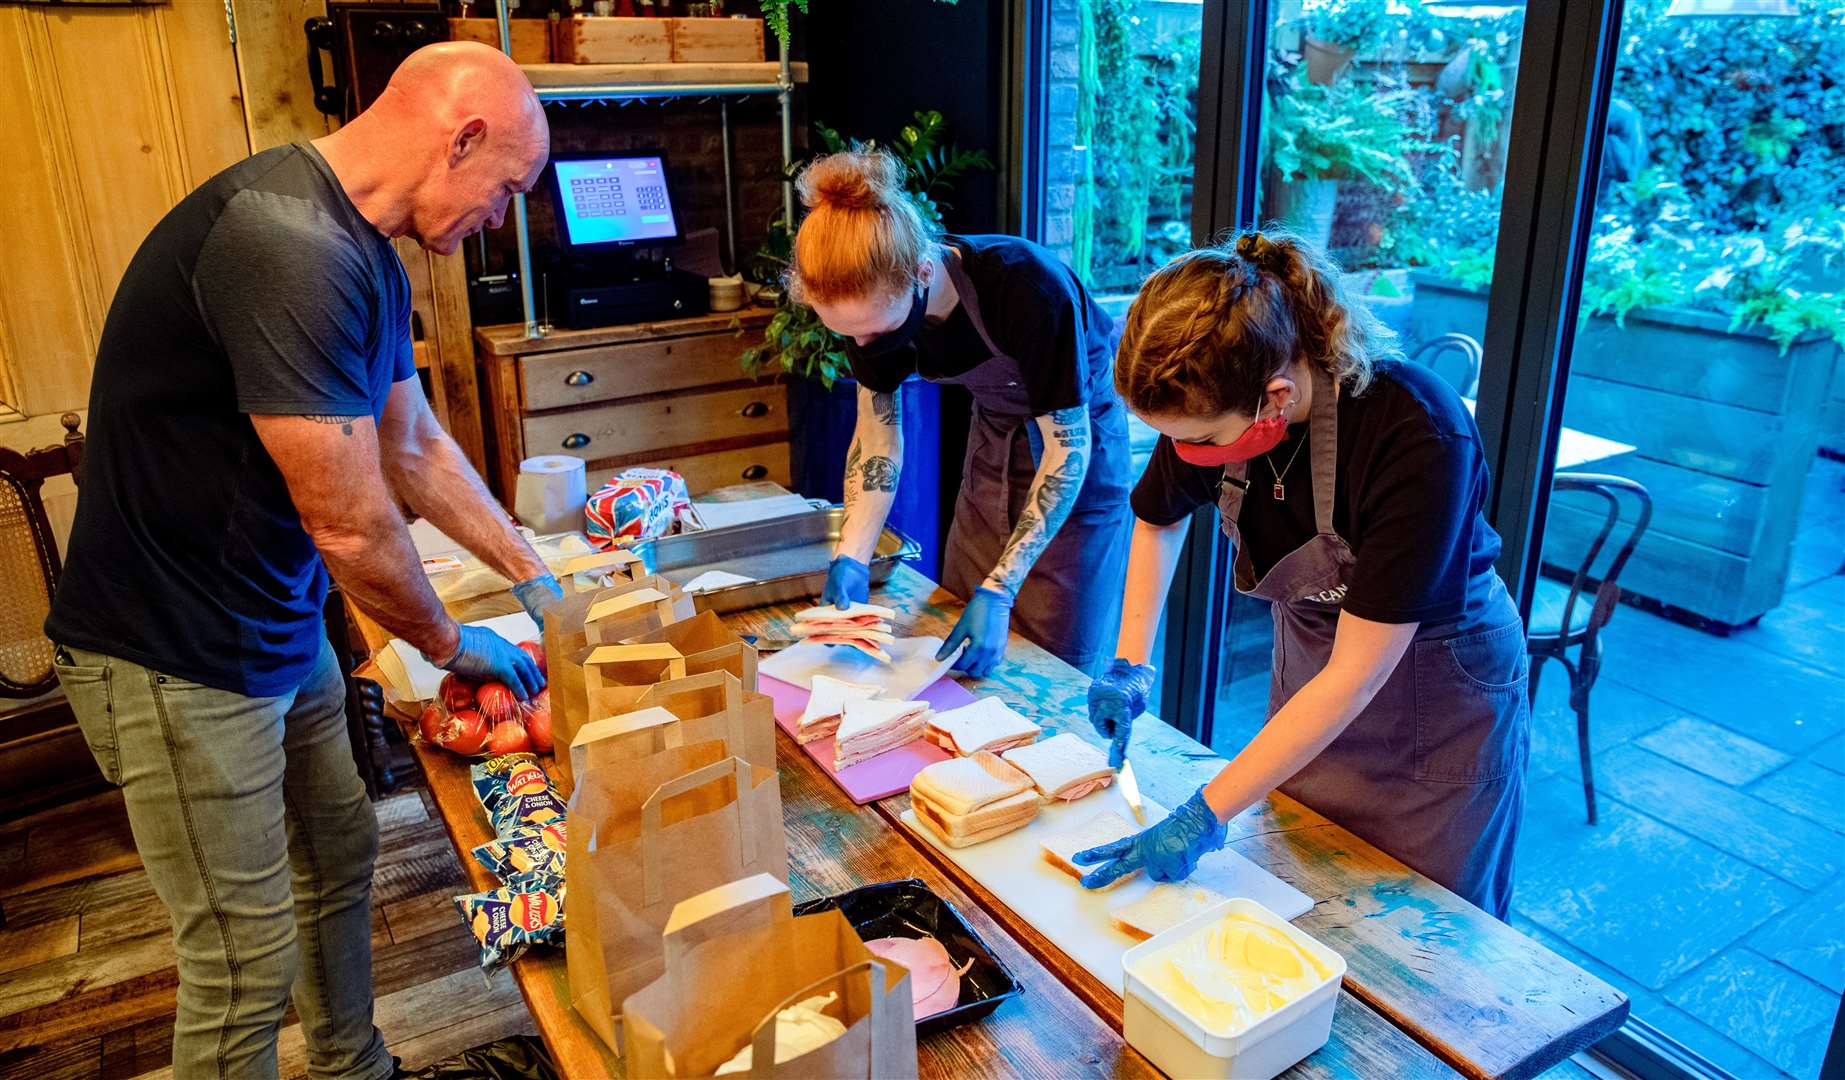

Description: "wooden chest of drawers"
476 310 789 501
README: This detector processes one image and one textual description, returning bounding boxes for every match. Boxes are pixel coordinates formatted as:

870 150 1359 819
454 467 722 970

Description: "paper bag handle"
645 671 748 753
746 960 888 1079
639 757 757 906
660 873 791 973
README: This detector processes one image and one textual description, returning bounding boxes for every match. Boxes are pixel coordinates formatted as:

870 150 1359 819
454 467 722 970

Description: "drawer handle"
561 433 591 450
564 370 594 387
741 464 768 481
740 401 770 419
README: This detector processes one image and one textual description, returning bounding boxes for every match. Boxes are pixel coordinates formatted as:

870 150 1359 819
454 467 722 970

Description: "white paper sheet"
682 569 758 594
758 636 962 702
899 784 1313 996
382 611 540 702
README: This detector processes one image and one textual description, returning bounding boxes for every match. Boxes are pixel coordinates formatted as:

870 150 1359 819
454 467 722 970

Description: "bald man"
47 43 557 1079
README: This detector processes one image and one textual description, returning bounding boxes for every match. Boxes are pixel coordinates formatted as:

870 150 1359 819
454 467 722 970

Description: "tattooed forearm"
985 443 1089 597
871 391 900 426
306 414 360 436
843 439 863 517
1047 406 1089 450
860 455 899 492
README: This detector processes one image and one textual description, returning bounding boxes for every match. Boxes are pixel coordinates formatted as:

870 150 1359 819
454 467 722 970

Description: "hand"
511 573 565 632
431 625 545 700
936 587 1012 678
1089 658 1156 769
1072 785 1227 889
821 555 870 609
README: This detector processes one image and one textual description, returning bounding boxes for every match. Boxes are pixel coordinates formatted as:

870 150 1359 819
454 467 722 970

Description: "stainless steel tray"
629 507 920 614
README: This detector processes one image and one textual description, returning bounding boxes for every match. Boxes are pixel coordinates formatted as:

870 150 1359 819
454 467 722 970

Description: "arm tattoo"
305 414 360 436
1047 406 1089 450
843 440 862 516
860 455 899 493
989 449 1087 595
871 391 900 426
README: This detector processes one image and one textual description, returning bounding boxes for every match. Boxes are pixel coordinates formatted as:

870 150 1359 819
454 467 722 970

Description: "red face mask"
1171 395 1293 466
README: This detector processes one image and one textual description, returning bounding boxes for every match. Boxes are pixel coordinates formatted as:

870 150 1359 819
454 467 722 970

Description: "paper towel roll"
515 455 588 536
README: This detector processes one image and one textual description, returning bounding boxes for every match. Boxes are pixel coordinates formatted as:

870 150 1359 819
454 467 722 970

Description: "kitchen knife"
1117 758 1146 825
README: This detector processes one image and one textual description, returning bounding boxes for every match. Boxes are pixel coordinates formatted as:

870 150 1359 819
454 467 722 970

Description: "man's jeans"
53 639 390 1080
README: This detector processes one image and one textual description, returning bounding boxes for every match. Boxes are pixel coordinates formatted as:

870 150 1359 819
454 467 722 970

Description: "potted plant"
1298 0 1426 85
1263 70 1427 249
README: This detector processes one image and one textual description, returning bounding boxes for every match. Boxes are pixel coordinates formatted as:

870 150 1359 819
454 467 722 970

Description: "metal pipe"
495 0 540 337
534 82 782 101
720 98 738 274
778 39 795 228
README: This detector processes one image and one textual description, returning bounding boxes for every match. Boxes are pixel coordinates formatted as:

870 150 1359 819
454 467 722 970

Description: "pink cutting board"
763 674 979 804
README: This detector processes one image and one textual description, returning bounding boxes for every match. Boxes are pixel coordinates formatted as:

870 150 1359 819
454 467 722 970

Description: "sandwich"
909 751 1039 848
1109 883 1231 940
796 674 883 744
925 697 1041 756
1040 809 1142 890
793 602 898 663
833 698 933 769
1002 732 1114 802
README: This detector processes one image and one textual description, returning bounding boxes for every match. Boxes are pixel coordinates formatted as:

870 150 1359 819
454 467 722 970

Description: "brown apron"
1216 363 1529 918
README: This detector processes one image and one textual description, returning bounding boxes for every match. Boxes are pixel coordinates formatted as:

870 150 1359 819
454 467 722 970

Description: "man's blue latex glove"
511 573 565 632
936 586 1013 678
820 555 870 609
430 625 545 700
1072 785 1227 889
1089 658 1156 769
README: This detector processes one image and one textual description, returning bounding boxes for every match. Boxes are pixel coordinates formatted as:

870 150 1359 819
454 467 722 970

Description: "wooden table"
350 564 1626 1080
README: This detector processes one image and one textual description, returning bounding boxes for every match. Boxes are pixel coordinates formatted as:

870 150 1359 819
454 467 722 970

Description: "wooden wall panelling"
425 246 488 475
153 0 252 186
231 0 338 151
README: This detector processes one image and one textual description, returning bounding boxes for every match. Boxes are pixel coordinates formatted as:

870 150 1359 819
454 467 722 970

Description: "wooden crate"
448 16 550 64
667 16 764 63
552 15 671 65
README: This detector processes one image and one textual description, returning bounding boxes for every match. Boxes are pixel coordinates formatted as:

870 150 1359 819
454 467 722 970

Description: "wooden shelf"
474 307 772 357
521 60 808 93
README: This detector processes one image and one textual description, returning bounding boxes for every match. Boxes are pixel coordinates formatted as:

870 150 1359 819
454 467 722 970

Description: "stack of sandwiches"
791 602 898 662
1109 883 1231 940
1002 732 1115 802
1040 809 1142 890
924 697 1041 756
910 752 1039 848
833 698 934 769
794 674 882 744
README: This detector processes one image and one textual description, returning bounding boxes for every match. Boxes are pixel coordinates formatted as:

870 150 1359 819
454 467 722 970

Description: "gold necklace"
1264 427 1308 501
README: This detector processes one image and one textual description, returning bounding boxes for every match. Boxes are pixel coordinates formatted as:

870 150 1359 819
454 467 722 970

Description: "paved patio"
1211 455 1845 1079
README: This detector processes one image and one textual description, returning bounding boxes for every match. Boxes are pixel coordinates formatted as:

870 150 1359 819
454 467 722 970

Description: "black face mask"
845 285 929 370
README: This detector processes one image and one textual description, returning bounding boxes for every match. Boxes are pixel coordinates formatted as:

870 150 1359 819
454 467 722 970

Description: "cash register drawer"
522 384 786 461
519 332 753 411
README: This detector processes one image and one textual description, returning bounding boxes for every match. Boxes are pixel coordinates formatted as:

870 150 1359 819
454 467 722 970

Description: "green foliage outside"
738 111 992 388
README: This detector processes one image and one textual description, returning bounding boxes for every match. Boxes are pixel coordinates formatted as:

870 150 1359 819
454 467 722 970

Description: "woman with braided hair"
791 148 1134 677
1073 230 1529 918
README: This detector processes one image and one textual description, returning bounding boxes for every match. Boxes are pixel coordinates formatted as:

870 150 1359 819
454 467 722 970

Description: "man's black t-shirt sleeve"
1343 433 1484 623
1130 436 1217 525
192 192 378 417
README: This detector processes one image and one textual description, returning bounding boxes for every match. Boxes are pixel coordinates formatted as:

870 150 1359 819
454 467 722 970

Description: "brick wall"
1043 0 1081 265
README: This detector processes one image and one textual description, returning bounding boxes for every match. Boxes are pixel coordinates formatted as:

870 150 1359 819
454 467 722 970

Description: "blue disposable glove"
936 586 1013 678
511 573 565 632
1072 785 1228 889
430 625 545 701
1089 658 1156 769
820 555 870 609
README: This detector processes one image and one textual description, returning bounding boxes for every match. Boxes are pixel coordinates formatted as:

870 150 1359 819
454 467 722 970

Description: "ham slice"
805 635 893 663
1053 777 1111 801
863 935 973 1019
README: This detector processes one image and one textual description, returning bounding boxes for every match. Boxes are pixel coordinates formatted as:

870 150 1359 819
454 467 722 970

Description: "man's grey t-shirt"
47 143 414 696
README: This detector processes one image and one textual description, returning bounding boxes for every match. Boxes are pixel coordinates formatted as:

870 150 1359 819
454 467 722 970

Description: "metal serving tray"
628 506 920 615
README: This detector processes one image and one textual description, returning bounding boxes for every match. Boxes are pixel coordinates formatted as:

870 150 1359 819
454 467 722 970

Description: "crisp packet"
472 821 567 887
489 789 567 837
470 753 548 814
454 883 566 971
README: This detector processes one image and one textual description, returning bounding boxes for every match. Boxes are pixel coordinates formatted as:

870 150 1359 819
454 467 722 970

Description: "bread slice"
834 699 933 769
909 752 1034 818
912 788 1040 848
1109 883 1231 940
794 601 897 623
1002 732 1113 801
1040 809 1141 889
797 675 882 743
925 697 1041 756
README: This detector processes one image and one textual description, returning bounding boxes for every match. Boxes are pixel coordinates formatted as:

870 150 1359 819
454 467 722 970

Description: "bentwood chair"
1528 472 1654 825
1407 332 1484 398
0 413 84 699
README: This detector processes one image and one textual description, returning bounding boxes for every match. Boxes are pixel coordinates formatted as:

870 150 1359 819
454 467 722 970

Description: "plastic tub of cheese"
1121 897 1345 1080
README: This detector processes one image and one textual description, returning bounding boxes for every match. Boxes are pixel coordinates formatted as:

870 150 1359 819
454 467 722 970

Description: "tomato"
438 673 477 713
438 708 490 756
417 703 445 745
488 718 531 755
517 639 547 677
523 689 553 754
477 682 518 724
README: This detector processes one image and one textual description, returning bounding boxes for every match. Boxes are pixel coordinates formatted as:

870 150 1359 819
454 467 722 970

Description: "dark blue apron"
1216 363 1529 918
934 245 1134 677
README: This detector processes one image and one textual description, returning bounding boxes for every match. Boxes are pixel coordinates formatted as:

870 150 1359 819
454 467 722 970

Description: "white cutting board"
900 784 1311 995
758 636 960 702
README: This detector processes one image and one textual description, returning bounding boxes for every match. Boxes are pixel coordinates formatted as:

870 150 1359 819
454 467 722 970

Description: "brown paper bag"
623 874 918 1079
584 575 696 645
565 739 788 1055
554 547 642 593
553 643 686 791
621 610 760 689
541 575 665 767
600 671 775 771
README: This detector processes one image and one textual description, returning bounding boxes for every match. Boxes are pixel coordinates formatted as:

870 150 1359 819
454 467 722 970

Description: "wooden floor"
0 762 534 1080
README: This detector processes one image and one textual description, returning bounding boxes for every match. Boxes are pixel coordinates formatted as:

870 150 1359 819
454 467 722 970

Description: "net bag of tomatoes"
417 640 555 757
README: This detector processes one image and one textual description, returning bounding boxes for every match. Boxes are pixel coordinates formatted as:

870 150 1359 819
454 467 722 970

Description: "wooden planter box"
553 15 672 64
1408 272 1841 628
669 17 764 62
448 16 551 64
